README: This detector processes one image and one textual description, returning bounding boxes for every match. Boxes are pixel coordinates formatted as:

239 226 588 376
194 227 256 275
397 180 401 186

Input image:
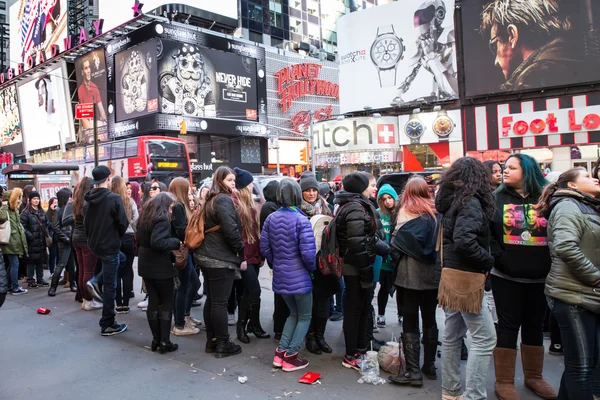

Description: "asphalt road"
1 264 563 400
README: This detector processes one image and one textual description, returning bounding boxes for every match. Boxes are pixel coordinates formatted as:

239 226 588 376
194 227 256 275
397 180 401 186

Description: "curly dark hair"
438 157 495 218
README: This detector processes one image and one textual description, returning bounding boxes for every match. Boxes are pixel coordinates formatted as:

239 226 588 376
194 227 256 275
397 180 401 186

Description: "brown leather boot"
494 347 520 400
520 343 557 399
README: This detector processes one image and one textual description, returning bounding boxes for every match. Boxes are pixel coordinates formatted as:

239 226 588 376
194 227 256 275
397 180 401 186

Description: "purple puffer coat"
260 207 316 295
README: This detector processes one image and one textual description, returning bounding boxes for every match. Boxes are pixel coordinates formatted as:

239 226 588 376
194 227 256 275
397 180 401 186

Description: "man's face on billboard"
490 24 519 79
82 60 91 82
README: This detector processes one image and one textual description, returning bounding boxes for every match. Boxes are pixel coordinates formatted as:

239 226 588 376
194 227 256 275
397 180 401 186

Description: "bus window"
147 140 187 158
112 141 126 159
98 144 111 161
126 139 138 157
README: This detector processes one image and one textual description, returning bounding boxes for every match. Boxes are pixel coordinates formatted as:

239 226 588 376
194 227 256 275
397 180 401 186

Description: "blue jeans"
98 252 125 329
174 254 200 328
48 244 58 274
7 254 19 291
279 292 313 355
549 297 600 400
441 296 496 400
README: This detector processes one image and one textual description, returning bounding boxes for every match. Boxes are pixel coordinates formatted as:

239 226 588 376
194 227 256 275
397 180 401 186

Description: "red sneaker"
282 352 309 372
273 348 285 367
342 353 361 371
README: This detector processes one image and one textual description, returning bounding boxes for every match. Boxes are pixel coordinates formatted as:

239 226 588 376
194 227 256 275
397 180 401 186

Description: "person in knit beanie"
299 172 331 218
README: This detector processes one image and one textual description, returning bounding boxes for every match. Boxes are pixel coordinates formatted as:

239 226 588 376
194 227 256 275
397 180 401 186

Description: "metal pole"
276 146 280 175
309 111 316 174
93 103 99 167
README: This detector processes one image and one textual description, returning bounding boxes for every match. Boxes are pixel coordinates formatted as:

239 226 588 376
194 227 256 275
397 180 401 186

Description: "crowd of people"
1 155 600 400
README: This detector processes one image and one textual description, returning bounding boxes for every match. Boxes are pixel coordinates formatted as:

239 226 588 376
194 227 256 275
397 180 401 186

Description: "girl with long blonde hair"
111 176 138 313
232 168 268 344
169 177 202 335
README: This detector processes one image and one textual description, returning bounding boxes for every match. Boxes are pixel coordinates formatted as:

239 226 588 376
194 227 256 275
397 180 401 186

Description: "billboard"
9 0 68 67
0 86 22 147
114 39 159 123
157 40 258 120
398 109 462 145
100 0 238 32
17 63 75 154
461 0 600 98
312 116 399 155
337 0 458 113
74 49 108 143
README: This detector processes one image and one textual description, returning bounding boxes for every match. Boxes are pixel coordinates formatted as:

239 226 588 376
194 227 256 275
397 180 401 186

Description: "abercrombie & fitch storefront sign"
312 116 399 155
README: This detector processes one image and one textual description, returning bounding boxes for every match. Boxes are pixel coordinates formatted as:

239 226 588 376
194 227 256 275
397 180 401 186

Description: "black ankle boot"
205 337 217 353
70 282 78 293
215 338 242 358
48 287 57 296
158 311 178 354
48 274 59 297
305 333 322 355
147 312 161 352
389 332 423 387
237 302 250 343
247 302 270 339
421 328 438 380
315 336 332 353
237 321 250 344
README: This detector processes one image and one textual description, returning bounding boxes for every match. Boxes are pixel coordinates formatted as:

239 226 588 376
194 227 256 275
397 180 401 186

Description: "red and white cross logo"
377 124 396 144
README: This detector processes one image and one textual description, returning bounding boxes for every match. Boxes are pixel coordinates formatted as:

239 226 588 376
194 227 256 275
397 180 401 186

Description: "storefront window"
211 136 230 163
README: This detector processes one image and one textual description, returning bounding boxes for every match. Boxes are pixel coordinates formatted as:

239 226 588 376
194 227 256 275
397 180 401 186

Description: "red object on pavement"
298 371 321 384
37 308 51 315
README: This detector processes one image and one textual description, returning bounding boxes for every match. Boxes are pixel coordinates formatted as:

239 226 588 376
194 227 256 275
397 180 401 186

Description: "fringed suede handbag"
437 222 486 314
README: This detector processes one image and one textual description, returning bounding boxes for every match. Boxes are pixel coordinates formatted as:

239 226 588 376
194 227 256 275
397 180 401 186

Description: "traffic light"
179 120 187 135
299 148 307 163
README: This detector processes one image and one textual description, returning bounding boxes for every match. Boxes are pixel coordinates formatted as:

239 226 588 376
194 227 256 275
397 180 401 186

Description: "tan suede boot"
521 344 557 399
494 347 520 400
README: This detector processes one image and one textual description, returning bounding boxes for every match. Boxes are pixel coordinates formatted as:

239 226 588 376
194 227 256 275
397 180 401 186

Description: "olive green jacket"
546 189 600 314
0 192 27 257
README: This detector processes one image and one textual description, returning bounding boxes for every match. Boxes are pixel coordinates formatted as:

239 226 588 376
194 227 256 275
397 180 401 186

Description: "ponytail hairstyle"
537 167 585 218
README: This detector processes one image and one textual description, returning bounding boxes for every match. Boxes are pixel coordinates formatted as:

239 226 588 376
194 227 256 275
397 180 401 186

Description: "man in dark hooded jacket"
83 165 129 336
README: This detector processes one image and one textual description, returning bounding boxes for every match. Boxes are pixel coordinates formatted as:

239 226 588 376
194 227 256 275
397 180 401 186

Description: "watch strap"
378 68 397 87
377 25 394 36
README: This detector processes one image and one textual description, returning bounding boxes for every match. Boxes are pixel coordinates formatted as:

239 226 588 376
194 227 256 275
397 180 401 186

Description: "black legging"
145 277 174 316
343 275 371 356
377 269 394 316
273 293 290 334
239 263 262 316
492 275 546 348
401 287 438 334
116 235 135 307
203 268 235 341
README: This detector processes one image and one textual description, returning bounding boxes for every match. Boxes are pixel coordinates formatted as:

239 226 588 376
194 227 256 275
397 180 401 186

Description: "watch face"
371 34 404 69
433 115 455 137
405 120 425 139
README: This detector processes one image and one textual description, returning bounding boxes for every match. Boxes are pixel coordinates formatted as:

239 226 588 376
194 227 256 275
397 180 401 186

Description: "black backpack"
317 202 364 279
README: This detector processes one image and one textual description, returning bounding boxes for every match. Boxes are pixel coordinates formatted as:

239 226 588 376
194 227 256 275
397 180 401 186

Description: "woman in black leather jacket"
48 188 76 296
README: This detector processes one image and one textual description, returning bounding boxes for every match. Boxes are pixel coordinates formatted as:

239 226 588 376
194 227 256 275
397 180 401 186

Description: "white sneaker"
172 324 200 336
228 313 236 326
186 315 202 327
83 299 103 311
137 298 148 310
90 299 103 310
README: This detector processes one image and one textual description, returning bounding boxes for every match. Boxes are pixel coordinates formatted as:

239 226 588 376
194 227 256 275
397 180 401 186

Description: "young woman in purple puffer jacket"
260 178 316 372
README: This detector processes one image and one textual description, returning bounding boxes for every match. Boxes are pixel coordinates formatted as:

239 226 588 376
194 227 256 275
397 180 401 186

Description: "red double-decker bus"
76 136 192 184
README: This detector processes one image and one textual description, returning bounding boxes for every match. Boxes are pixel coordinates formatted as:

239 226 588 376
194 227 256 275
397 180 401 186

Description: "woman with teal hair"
489 154 557 400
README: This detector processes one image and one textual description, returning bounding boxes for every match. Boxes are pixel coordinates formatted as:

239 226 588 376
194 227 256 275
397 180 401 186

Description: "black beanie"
342 173 370 194
300 172 319 192
29 191 40 201
234 167 254 189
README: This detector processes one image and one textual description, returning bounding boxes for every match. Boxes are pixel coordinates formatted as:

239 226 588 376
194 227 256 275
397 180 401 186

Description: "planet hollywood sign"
274 63 339 113
0 20 105 85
